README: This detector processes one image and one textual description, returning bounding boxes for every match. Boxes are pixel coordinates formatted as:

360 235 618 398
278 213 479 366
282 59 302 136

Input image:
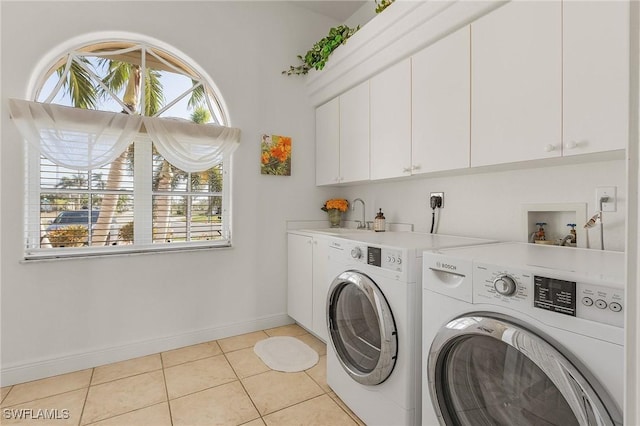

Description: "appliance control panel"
577 283 624 327
533 276 577 317
473 262 624 328
338 241 403 273
474 264 530 312
367 246 403 272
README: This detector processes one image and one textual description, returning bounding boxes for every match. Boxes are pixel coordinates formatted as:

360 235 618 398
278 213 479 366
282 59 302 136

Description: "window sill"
22 241 232 262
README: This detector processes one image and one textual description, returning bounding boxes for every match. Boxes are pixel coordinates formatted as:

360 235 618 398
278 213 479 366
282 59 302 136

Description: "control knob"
351 247 363 259
493 274 517 296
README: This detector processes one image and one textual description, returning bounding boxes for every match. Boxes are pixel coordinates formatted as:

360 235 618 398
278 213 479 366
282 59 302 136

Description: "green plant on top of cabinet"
370 58 412 180
283 25 360 76
315 81 370 185
287 232 329 342
412 26 471 174
470 1 562 167
563 1 629 156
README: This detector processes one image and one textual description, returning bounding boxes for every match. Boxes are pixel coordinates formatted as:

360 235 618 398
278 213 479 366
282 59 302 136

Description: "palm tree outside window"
11 39 238 259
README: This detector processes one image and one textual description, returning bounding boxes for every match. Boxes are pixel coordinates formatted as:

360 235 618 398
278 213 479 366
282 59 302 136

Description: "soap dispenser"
374 209 386 232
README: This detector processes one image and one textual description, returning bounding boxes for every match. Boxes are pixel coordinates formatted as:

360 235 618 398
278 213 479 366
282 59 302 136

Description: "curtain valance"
143 117 240 173
9 99 241 172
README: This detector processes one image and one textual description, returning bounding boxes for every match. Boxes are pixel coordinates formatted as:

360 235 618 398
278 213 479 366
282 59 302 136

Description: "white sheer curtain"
9 99 143 170
143 116 240 172
9 99 241 172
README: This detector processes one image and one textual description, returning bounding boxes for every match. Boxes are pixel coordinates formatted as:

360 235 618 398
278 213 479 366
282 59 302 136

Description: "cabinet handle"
402 167 412 173
565 141 578 150
412 165 421 171
544 144 556 152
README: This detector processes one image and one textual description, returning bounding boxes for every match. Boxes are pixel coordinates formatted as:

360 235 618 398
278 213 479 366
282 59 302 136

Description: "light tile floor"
0 324 364 426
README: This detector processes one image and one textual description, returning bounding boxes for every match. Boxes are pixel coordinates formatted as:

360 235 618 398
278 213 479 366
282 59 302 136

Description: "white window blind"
10 100 239 259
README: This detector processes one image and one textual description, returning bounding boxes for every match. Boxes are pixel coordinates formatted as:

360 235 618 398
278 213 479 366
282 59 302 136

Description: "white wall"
0 1 337 385
338 158 627 251
344 1 377 29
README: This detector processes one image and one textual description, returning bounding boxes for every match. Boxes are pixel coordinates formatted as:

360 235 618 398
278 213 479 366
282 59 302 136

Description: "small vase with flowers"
321 198 349 228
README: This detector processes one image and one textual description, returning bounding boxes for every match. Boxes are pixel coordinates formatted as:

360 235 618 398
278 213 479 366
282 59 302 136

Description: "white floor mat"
254 336 319 372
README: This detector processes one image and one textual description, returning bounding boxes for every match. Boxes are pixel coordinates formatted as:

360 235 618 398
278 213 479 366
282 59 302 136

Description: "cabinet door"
370 58 412 180
311 236 329 342
471 1 562 167
315 98 340 185
412 26 470 174
287 233 313 330
563 1 629 156
340 81 370 183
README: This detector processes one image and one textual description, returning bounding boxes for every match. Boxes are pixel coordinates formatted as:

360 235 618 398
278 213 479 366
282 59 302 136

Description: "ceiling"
291 1 367 22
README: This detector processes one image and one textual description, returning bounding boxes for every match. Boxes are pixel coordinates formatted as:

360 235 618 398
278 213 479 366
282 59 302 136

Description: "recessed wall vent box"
522 203 587 248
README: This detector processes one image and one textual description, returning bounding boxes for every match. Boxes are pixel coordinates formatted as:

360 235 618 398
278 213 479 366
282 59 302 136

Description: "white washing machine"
326 232 496 426
422 242 624 426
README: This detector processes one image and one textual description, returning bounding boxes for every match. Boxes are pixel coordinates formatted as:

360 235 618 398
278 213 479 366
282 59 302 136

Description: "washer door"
327 270 398 386
428 315 622 426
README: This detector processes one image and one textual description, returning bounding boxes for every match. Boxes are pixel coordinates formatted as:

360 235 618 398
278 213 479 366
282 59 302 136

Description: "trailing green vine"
282 25 360 76
375 0 394 14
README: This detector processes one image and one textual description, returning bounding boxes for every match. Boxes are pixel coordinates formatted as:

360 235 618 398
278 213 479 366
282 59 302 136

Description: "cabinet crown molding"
305 0 508 107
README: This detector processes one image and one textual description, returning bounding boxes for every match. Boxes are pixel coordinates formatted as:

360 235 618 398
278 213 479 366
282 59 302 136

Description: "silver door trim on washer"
327 270 398 386
428 314 622 426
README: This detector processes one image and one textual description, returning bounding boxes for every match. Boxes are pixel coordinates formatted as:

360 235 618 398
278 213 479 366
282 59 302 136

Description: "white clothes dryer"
422 242 624 426
326 232 495 426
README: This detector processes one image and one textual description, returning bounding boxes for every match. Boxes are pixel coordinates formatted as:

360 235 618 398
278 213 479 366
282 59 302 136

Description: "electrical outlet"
430 192 444 208
596 186 616 212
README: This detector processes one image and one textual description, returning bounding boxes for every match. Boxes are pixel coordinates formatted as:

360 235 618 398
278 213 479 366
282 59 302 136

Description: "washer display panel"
327 271 397 386
428 315 621 426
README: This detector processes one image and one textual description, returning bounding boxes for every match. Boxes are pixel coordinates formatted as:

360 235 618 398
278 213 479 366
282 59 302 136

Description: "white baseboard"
1 313 294 386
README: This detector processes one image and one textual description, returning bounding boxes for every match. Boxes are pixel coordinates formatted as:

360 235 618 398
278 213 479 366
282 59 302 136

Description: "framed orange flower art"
261 134 292 176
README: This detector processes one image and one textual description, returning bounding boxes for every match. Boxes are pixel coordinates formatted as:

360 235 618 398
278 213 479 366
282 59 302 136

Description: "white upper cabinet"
340 81 370 182
316 0 629 185
563 1 629 156
315 97 340 185
316 83 370 185
471 1 562 167
370 58 412 180
412 26 470 174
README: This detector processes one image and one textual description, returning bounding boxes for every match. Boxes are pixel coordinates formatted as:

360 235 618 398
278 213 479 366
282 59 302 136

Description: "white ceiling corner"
290 0 368 22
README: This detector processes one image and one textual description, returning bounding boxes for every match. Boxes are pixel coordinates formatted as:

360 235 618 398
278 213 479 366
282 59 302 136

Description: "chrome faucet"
352 198 366 229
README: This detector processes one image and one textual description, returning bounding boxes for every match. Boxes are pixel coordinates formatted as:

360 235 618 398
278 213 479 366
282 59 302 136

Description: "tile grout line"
82 402 168 426
1 375 93 410
327 392 364 425
83 366 172 425
90 366 164 387
222 350 263 424
77 368 95 426
159 353 175 426
0 385 13 405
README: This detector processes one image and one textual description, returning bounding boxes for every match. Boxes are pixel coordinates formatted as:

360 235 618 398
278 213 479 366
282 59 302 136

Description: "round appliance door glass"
428 315 621 426
327 270 397 386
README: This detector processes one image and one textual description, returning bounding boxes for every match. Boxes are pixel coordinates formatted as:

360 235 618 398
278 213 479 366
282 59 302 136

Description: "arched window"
10 37 240 259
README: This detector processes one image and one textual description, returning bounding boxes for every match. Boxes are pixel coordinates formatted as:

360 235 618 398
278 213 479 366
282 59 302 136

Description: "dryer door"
327 270 398 386
427 315 622 426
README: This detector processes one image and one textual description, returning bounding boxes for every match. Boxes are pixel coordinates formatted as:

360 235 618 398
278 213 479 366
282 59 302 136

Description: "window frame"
25 138 232 260
23 35 234 260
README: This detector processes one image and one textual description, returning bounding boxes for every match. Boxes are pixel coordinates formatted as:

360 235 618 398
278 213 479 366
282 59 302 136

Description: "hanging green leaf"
282 24 360 76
